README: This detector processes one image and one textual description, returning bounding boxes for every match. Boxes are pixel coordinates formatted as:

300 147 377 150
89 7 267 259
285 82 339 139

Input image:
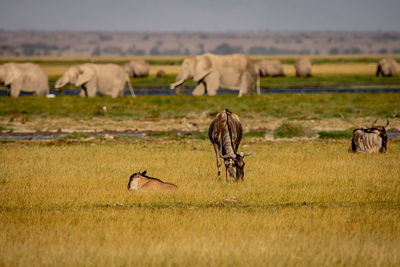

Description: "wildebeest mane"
225 109 237 153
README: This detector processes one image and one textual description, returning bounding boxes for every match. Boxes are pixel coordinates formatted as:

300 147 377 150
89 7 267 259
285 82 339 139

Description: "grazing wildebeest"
349 120 389 153
209 109 253 181
127 171 178 191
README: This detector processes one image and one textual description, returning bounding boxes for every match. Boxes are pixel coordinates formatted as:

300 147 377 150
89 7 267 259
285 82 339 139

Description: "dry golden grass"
41 63 379 76
283 63 377 76
1 139 400 266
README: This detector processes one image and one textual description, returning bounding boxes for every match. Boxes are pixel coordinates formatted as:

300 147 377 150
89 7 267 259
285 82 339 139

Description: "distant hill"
0 30 399 57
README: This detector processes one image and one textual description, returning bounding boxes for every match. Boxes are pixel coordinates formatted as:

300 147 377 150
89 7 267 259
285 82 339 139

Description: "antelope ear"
141 170 147 175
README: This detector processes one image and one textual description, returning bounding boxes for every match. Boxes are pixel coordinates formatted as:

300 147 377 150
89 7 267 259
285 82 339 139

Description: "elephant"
294 57 312 77
170 53 260 97
156 69 166 78
55 63 135 98
256 60 285 77
376 58 397 77
0 62 49 97
123 60 149 78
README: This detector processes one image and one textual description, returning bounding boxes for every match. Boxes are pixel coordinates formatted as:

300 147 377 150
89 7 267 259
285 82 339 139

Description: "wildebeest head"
127 170 147 190
220 146 253 180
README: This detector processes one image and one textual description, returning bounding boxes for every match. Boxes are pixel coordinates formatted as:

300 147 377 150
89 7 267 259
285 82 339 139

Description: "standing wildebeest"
127 170 178 191
349 120 389 153
209 109 253 181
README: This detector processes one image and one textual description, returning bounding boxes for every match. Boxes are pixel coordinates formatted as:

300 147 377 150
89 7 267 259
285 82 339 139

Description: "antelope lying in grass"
127 170 178 191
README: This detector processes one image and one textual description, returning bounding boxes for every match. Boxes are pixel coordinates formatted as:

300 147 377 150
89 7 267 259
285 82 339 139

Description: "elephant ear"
68 66 80 84
193 56 212 82
75 66 94 87
4 64 21 85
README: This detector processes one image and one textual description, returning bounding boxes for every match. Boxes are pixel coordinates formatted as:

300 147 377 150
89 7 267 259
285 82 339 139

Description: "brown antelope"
127 171 178 191
349 120 389 153
209 109 253 181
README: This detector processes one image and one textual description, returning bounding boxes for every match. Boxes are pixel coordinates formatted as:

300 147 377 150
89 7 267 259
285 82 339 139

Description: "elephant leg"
79 89 86 97
36 89 48 97
213 143 222 181
192 82 205 96
85 83 97 97
239 72 255 96
10 88 20 98
111 89 123 98
10 83 21 98
111 80 124 98
204 73 219 96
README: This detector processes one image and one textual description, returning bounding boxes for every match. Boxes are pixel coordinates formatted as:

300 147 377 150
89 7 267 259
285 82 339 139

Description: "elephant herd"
0 55 398 97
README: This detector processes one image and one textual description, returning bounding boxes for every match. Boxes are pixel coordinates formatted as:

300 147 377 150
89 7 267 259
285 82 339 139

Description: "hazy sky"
0 0 399 32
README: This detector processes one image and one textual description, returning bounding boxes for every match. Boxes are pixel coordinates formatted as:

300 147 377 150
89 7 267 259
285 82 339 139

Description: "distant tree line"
0 42 397 57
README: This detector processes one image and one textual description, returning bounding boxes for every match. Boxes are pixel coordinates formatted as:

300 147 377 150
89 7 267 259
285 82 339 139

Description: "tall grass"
0 94 399 120
1 140 399 266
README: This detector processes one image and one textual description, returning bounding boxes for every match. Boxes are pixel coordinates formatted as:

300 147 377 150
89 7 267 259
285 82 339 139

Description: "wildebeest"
208 109 253 181
127 170 178 191
349 120 389 153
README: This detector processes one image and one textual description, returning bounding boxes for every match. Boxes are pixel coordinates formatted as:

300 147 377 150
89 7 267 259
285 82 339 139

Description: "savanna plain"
1 55 400 266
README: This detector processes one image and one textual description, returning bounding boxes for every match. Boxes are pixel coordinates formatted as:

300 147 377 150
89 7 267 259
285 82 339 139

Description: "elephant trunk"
170 71 188 94
170 79 185 90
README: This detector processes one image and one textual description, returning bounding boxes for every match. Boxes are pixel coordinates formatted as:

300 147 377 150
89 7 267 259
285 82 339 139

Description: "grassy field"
1 56 399 265
1 139 399 266
0 94 399 120
43 72 400 90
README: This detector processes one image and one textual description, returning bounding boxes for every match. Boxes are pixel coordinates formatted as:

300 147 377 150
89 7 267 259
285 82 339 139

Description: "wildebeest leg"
213 143 222 180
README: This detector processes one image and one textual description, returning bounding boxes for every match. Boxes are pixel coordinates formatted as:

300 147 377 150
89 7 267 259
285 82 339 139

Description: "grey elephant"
376 58 397 77
55 63 135 98
256 60 285 77
294 57 312 77
123 60 149 78
170 53 260 97
156 70 166 78
0 62 49 97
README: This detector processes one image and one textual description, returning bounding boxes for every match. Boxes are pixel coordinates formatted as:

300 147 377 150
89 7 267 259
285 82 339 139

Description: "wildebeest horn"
385 119 389 127
239 145 253 157
219 149 235 159
372 119 378 127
